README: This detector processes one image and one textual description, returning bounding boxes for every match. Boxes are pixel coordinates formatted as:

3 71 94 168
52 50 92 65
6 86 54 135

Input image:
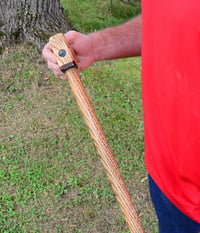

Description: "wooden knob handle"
49 33 74 66
49 33 77 73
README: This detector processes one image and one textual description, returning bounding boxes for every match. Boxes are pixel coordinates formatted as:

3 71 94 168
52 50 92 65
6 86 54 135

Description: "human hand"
42 31 95 79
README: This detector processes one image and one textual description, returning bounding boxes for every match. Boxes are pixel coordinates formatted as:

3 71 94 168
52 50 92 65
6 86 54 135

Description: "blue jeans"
148 175 200 233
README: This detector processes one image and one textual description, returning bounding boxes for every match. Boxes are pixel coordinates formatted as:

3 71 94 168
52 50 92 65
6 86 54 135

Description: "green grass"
0 1 158 232
61 0 141 32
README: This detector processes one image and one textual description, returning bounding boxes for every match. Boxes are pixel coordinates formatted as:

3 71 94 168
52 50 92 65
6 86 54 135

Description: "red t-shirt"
142 0 200 222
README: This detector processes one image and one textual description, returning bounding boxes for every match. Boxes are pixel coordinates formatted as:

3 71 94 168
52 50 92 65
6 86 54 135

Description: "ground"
0 0 158 232
0 42 157 233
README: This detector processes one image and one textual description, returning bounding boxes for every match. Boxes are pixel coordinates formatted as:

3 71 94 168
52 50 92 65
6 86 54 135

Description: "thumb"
64 30 81 45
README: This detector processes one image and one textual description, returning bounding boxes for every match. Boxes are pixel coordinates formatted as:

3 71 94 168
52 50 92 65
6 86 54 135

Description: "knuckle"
47 61 53 69
54 70 62 76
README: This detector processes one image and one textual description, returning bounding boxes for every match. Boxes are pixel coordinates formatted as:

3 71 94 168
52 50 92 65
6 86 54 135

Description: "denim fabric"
148 175 200 233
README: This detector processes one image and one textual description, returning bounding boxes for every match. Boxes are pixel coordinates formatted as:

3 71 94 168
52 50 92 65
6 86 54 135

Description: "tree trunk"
0 0 73 52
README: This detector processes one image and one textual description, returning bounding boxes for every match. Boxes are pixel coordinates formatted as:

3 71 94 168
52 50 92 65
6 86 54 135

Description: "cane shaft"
49 34 144 233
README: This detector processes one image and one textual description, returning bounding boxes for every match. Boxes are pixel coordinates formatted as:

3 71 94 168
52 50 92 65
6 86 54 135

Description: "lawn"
0 0 158 232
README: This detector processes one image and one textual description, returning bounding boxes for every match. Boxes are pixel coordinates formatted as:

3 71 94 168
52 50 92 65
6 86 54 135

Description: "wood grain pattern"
49 33 144 233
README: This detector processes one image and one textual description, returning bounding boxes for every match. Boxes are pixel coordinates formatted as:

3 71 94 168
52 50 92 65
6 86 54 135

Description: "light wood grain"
49 33 144 233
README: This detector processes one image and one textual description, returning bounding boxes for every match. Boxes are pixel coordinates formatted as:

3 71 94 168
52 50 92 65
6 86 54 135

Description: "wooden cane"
49 33 144 233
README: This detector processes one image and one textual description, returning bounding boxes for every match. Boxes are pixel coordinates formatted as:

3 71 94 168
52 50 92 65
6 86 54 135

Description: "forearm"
89 15 142 62
43 15 142 75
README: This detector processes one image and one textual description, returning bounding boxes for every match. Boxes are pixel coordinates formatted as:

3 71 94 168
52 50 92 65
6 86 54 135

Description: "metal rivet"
58 49 66 57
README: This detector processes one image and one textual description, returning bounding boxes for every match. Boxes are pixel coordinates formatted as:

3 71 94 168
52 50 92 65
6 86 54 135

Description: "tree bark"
0 0 74 52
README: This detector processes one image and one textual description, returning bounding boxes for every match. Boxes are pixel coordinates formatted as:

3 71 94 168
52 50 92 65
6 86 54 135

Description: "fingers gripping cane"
49 34 144 233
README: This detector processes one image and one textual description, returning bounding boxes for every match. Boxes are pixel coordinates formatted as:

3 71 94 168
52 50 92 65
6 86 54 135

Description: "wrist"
88 32 105 62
